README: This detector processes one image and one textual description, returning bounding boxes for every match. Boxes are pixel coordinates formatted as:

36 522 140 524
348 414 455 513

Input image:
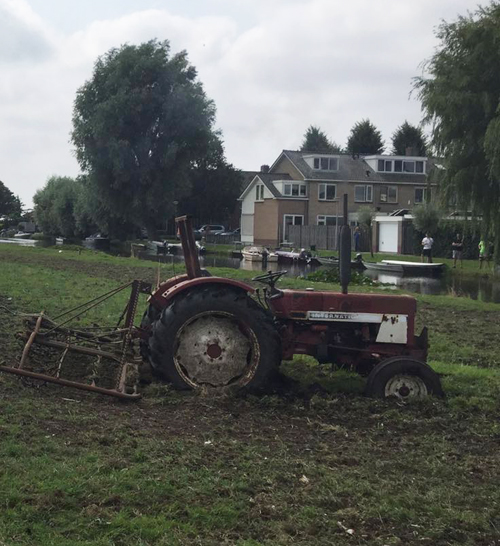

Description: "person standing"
479 239 487 269
421 233 434 263
451 233 464 268
354 226 361 252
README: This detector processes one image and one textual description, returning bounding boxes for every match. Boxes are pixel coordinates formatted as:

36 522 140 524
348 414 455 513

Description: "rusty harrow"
0 280 151 400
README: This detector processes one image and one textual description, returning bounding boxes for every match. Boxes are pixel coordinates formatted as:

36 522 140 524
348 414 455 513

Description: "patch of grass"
1 244 500 544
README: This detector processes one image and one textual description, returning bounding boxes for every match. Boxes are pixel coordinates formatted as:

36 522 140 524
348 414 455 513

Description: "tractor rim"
173 311 260 389
384 374 428 399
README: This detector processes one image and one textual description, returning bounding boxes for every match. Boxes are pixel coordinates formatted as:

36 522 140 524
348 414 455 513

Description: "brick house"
239 150 436 248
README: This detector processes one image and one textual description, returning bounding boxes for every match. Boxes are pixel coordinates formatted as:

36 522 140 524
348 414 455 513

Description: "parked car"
192 224 226 240
198 224 226 235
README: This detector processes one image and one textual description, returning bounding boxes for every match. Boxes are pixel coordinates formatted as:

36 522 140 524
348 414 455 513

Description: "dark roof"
240 171 291 198
278 150 434 184
280 150 384 182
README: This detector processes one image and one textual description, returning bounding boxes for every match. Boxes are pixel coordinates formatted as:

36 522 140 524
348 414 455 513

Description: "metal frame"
0 280 151 400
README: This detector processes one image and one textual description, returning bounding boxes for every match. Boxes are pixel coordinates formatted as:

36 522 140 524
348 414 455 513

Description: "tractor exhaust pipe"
176 215 202 279
339 194 351 294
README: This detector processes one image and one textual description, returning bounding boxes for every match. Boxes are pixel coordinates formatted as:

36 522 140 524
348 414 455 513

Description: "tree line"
300 120 427 156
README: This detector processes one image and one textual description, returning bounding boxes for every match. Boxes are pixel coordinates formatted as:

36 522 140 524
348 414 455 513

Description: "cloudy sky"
0 0 481 206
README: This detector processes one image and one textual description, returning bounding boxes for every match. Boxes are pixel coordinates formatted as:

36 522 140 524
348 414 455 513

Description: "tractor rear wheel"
365 357 443 399
140 304 161 364
148 286 281 391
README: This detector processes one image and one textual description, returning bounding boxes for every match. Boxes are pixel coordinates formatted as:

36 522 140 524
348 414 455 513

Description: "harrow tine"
18 313 44 369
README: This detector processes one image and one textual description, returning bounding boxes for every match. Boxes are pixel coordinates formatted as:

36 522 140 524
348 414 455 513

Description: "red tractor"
140 215 442 399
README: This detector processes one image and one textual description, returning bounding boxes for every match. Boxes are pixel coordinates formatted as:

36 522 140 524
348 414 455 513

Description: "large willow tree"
415 2 500 261
72 40 216 238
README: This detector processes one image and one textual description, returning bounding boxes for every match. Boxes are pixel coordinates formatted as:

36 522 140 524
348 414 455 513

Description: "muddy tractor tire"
148 286 281 391
365 357 443 399
140 304 161 364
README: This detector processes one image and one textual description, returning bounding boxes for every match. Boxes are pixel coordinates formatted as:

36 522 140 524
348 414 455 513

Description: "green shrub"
412 220 481 259
307 267 378 285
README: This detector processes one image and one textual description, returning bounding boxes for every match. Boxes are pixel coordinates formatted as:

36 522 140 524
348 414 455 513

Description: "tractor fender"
149 276 255 309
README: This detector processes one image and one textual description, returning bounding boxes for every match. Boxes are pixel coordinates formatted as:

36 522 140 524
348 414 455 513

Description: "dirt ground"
1 249 500 545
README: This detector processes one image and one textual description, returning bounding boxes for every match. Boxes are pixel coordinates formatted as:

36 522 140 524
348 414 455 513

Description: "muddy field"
1 247 500 545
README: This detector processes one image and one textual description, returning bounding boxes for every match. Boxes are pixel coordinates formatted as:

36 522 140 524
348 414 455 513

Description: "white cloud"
0 0 482 206
0 0 54 63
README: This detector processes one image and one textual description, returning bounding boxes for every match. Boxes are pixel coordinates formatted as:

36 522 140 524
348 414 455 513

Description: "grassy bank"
1 245 500 545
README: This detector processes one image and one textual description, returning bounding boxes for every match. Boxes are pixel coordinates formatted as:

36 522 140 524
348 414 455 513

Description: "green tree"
33 176 84 237
179 135 243 225
357 206 375 257
346 119 384 155
415 2 500 262
391 121 427 156
0 181 21 217
412 202 442 237
72 40 216 239
300 126 342 153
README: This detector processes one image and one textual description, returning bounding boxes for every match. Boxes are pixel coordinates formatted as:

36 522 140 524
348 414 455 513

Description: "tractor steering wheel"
252 270 288 286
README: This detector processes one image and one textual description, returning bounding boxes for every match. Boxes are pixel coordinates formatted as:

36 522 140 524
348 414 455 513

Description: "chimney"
260 165 270 173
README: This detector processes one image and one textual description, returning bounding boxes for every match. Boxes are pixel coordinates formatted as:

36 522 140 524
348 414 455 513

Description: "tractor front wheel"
365 357 443 399
148 286 281 391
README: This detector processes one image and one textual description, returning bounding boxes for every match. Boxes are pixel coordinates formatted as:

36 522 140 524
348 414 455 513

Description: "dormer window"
377 159 393 172
378 159 425 174
313 157 338 171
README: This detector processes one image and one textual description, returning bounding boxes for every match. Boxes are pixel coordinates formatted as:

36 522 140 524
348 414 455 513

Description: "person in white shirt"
421 233 434 263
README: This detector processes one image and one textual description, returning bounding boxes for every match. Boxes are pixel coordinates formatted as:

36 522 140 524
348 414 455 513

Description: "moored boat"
363 259 445 276
316 254 366 270
242 246 278 262
84 234 110 250
275 249 313 264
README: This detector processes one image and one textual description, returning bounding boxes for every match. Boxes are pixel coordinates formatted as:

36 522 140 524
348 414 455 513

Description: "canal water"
2 237 500 303
137 250 500 304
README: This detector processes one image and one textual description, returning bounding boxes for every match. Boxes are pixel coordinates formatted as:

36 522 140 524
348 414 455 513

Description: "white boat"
364 260 445 276
242 246 278 262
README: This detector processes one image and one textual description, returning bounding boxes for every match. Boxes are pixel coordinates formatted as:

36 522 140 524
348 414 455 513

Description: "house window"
393 160 425 174
317 215 337 226
255 184 264 201
380 185 398 203
283 183 307 197
283 214 304 240
318 183 336 201
355 185 373 203
313 157 338 171
415 187 431 204
377 160 393 172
